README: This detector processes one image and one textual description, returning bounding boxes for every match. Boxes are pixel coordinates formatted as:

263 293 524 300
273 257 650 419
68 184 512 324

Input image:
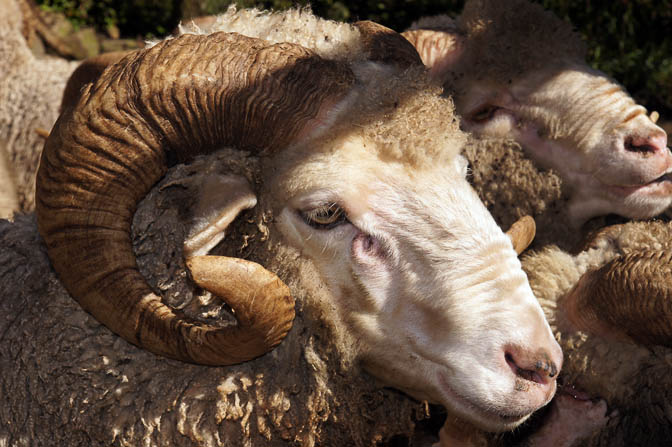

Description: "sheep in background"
518 220 672 446
462 136 577 250
403 0 671 225
13 12 562 445
0 0 79 214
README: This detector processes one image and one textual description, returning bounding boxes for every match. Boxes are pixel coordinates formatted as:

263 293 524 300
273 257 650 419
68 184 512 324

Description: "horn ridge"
565 250 672 347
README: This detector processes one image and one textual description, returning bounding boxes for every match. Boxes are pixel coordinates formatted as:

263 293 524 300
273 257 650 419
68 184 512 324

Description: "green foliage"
37 0 95 29
37 0 181 37
537 0 672 116
37 0 672 115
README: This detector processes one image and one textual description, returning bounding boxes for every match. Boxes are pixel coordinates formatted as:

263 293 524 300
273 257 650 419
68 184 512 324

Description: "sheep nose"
504 346 562 386
624 133 668 157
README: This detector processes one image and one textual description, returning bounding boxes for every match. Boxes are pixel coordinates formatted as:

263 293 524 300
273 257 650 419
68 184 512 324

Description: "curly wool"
521 221 672 446
174 6 364 63
172 7 464 171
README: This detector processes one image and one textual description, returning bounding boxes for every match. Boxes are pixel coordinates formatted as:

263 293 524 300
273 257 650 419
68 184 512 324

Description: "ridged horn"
563 250 672 347
186 256 295 362
506 215 536 255
35 32 355 365
354 20 424 68
60 50 134 112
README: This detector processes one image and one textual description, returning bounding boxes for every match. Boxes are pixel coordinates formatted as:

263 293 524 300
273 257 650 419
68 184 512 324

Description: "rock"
67 27 100 59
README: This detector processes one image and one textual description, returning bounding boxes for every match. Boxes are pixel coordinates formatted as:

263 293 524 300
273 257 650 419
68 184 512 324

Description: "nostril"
505 352 543 384
624 135 667 155
505 350 558 385
625 138 657 154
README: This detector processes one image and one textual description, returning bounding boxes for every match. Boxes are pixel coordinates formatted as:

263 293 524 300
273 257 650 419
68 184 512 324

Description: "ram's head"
36 27 560 431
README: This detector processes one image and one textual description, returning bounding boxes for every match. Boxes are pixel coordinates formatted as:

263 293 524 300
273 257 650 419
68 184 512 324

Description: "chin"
434 372 556 433
570 186 672 224
616 191 672 219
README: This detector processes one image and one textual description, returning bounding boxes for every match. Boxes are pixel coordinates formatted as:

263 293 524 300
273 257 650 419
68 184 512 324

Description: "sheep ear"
292 92 358 144
402 29 464 84
183 174 257 258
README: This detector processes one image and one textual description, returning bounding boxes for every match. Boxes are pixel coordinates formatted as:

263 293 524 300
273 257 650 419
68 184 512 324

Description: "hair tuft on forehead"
324 66 467 169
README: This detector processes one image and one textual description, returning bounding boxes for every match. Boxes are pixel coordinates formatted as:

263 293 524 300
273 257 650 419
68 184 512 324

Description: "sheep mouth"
557 382 592 401
647 171 672 185
607 171 672 196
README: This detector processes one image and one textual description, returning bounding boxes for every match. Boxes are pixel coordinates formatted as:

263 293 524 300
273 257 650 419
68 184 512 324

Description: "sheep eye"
301 203 348 229
469 104 500 123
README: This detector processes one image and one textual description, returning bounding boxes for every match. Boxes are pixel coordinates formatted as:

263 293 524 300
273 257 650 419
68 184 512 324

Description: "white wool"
154 6 364 62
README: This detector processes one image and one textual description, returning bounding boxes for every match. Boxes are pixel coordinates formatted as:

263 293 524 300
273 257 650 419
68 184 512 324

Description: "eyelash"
469 104 500 123
300 203 349 230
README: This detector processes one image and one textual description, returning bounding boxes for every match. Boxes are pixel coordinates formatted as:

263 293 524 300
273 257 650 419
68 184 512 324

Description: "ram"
1 159 429 446
0 0 79 215
1 160 539 447
1 12 561 446
403 0 672 225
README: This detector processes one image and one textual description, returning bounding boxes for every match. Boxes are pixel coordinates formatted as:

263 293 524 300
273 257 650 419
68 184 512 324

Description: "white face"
457 65 672 225
271 135 562 431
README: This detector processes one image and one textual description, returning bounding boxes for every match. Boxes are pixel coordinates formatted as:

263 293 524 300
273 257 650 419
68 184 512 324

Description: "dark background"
36 0 672 120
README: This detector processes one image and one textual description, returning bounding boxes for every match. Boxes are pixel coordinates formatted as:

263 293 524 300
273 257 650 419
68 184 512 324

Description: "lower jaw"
437 373 536 432
607 180 672 198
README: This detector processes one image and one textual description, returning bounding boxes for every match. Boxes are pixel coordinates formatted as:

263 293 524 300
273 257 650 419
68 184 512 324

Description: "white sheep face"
270 133 562 432
457 65 672 225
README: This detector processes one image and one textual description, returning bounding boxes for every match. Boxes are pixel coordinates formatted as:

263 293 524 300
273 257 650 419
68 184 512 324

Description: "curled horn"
563 250 672 347
506 215 536 255
36 32 355 365
60 50 135 112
